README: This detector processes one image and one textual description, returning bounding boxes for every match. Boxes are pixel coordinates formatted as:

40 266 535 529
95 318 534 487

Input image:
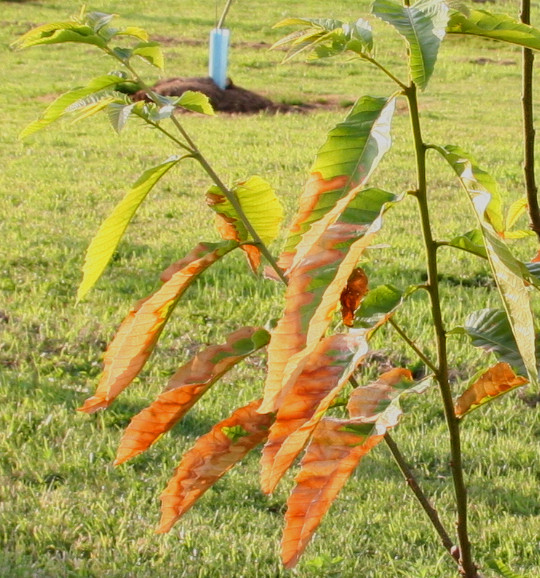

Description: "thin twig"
388 317 438 373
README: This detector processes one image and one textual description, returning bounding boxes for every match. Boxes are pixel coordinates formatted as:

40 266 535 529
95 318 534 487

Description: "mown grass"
1 0 539 576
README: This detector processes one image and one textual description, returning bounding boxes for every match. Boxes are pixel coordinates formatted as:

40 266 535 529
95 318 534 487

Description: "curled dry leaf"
455 361 528 418
158 399 274 533
260 331 369 494
78 241 238 413
340 267 369 327
115 326 270 465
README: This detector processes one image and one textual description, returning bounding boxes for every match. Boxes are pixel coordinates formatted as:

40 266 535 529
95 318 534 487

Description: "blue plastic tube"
209 28 230 90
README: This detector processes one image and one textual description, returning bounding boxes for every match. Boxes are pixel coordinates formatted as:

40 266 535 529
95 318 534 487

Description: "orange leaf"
158 399 274 533
260 188 394 414
78 241 238 413
260 331 368 494
340 267 369 327
281 418 383 569
114 326 270 464
281 368 429 568
455 362 528 418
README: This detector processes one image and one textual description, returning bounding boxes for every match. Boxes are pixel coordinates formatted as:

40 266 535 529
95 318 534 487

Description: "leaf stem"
520 0 540 241
405 83 477 578
388 317 438 373
384 432 458 559
110 52 287 283
362 55 408 90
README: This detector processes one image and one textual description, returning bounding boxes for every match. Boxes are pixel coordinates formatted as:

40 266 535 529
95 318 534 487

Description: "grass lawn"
1 0 539 576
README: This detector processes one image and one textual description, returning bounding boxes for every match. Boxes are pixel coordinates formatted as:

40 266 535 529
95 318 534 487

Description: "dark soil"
132 76 321 114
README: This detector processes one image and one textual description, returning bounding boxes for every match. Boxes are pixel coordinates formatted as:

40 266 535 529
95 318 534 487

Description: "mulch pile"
132 76 307 114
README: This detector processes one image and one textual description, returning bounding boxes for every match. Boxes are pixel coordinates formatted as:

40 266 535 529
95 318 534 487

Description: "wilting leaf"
207 176 283 272
372 0 449 89
437 145 538 386
260 188 395 414
78 156 183 300
176 91 215 115
132 42 165 69
447 9 540 50
260 331 369 494
353 283 403 329
11 21 107 51
278 96 396 272
461 308 540 376
19 75 126 139
158 399 273 533
273 17 373 62
281 368 429 568
114 326 270 464
78 241 238 413
455 362 528 418
340 267 369 327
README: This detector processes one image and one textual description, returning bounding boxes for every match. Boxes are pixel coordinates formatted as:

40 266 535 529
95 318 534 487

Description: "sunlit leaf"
447 9 540 50
340 267 369 327
19 75 126 139
68 95 119 124
281 369 429 568
207 176 283 272
158 399 273 533
506 197 528 231
78 156 183 300
455 362 528 418
11 21 107 51
107 102 137 133
372 0 449 89
437 145 538 386
278 96 396 273
273 17 373 62
115 326 270 464
132 41 165 69
117 26 149 42
260 188 396 414
176 91 215 115
78 241 238 413
260 331 369 494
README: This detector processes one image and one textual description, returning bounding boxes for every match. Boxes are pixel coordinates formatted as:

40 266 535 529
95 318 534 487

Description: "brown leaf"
455 362 528 418
260 331 368 494
114 327 270 465
281 418 383 569
78 241 237 413
158 399 273 533
340 267 369 327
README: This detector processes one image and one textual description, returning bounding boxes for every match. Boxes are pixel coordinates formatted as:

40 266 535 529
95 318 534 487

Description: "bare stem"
405 83 477 578
384 432 457 559
388 317 438 373
520 0 540 241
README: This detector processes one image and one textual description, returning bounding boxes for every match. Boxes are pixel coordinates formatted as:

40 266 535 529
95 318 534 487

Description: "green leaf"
463 308 539 376
447 9 540 50
372 0 450 89
19 75 127 139
436 145 538 386
222 425 251 442
273 17 373 62
118 26 149 42
68 95 119 124
279 96 396 270
353 284 403 328
447 229 487 259
132 42 165 70
78 156 183 300
11 21 107 51
85 11 115 33
107 102 137 133
176 91 215 116
206 176 284 246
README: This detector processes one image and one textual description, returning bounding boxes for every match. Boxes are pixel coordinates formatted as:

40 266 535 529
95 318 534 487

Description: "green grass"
1 1 540 576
